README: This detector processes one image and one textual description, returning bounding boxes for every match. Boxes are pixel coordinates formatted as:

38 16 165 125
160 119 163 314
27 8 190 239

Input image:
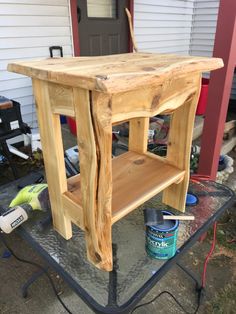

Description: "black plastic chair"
0 99 31 178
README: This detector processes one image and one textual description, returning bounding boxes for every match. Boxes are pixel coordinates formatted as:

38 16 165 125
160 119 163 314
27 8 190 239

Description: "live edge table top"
7 52 223 94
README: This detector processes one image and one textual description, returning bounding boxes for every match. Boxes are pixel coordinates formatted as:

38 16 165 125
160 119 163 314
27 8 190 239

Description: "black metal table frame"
17 193 235 314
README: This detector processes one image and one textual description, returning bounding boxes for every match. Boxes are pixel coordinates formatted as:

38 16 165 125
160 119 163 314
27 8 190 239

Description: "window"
87 0 116 18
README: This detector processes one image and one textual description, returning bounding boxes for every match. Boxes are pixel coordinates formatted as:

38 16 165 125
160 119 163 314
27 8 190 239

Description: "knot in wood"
108 99 112 110
151 94 161 109
95 252 102 263
134 159 145 165
95 75 108 80
142 67 155 71
186 92 195 102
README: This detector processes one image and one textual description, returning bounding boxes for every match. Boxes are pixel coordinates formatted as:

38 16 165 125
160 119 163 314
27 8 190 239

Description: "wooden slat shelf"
67 152 185 224
112 152 185 223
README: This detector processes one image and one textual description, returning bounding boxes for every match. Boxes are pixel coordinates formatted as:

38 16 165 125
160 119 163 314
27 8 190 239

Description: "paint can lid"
150 210 179 232
186 193 198 206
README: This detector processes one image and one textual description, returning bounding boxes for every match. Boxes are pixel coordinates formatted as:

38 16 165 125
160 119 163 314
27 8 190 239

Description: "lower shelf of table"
66 151 185 224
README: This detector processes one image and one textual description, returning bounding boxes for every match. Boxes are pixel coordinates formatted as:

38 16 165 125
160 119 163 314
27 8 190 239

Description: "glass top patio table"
0 176 234 313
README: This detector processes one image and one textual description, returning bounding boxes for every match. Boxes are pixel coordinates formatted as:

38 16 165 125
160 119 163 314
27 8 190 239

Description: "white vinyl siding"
190 0 236 100
134 0 195 55
0 0 73 127
190 0 219 57
1 0 235 131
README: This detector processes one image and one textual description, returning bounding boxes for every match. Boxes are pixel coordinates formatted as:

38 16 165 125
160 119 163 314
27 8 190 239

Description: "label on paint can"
145 211 179 260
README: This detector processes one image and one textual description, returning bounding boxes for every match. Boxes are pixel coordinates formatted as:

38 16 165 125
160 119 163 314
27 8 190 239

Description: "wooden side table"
8 53 223 271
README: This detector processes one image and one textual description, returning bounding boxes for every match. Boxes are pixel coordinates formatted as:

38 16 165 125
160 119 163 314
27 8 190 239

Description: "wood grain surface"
162 75 202 211
32 79 72 239
65 151 185 225
10 52 223 271
8 53 223 93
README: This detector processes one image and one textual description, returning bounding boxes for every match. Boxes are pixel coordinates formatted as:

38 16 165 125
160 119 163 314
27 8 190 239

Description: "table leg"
129 117 149 153
107 244 118 307
74 88 113 271
176 262 201 290
162 75 201 211
21 268 48 298
32 79 72 239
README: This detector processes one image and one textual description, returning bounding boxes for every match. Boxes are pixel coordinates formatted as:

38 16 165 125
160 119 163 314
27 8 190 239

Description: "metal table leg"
21 268 48 298
176 262 202 290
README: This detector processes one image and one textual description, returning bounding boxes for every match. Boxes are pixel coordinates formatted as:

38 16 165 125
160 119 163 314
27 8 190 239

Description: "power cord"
131 290 200 314
0 233 73 314
0 222 218 314
201 222 217 288
131 222 218 314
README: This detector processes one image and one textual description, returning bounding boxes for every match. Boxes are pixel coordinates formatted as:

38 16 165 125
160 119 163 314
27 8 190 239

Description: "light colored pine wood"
32 79 72 239
8 53 223 93
72 87 99 267
8 53 223 271
61 192 84 230
163 215 195 221
66 174 82 201
125 8 138 53
162 75 202 211
65 151 185 225
111 76 199 123
111 152 185 224
129 117 149 153
91 91 113 270
144 152 170 164
73 87 113 271
48 82 75 117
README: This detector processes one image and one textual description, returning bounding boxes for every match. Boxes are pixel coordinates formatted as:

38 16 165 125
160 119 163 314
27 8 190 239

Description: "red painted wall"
70 0 80 56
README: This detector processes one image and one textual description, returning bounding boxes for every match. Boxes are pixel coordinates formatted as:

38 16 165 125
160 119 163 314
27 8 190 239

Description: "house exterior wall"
1 0 235 128
133 0 235 100
190 0 219 57
0 0 73 128
134 0 195 55
190 0 236 100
